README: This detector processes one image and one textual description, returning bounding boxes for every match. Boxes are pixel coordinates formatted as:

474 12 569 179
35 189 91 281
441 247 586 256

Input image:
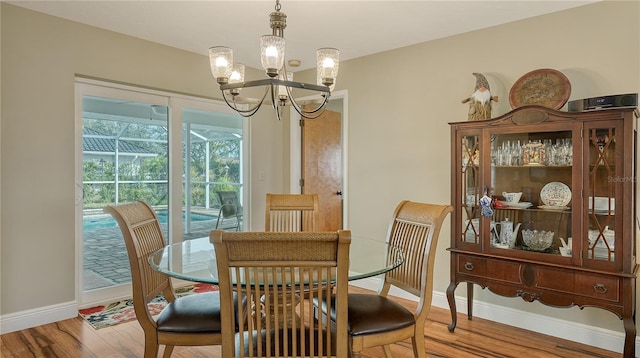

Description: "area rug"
78 283 218 330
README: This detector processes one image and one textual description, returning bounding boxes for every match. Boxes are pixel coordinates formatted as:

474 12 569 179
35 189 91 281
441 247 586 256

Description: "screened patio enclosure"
81 94 244 291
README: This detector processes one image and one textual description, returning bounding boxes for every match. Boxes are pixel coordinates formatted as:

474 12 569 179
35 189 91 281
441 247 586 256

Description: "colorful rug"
78 283 218 330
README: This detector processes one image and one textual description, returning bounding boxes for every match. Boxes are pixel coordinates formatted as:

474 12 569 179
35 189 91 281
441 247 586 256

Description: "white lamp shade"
209 47 233 82
260 35 285 75
230 63 245 84
316 48 339 87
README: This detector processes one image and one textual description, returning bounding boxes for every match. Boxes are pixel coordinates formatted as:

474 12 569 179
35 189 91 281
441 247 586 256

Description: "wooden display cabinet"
447 105 638 357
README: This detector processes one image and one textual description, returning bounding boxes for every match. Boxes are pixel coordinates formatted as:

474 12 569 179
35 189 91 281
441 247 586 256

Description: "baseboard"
0 301 78 334
350 278 636 355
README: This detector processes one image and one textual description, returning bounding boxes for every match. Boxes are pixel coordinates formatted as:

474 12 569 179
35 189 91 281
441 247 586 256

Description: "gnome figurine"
461 73 499 121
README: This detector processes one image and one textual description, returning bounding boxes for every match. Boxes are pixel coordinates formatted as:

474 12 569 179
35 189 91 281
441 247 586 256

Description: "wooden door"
301 109 342 231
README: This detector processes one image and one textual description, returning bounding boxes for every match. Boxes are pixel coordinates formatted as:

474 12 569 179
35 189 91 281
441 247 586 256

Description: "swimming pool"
83 210 215 231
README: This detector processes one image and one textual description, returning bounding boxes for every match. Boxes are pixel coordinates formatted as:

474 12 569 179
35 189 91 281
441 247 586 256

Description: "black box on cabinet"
568 93 637 112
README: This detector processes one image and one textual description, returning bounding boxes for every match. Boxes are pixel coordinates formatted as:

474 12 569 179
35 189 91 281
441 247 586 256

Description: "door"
77 85 170 304
301 108 343 231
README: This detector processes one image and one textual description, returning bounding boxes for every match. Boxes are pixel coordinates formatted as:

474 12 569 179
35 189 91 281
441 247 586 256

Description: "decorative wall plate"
540 181 572 207
509 68 571 109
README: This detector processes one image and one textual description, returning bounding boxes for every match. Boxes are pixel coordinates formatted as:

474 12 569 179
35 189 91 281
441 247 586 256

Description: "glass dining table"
148 235 403 285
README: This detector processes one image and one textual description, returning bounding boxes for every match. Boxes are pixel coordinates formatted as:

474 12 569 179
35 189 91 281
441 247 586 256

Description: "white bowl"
502 192 523 203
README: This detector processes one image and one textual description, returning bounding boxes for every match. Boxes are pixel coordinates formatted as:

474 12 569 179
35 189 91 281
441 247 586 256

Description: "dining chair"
215 191 243 231
265 193 320 232
314 200 453 358
104 201 224 358
211 230 350 358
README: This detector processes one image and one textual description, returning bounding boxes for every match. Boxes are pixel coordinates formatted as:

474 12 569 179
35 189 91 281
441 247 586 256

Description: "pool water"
83 210 215 231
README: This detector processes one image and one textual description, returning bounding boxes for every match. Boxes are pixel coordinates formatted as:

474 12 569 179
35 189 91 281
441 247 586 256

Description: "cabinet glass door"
489 130 573 256
460 134 481 245
585 124 619 264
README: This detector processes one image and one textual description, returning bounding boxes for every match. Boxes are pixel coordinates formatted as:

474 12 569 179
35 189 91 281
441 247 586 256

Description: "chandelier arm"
221 93 260 117
287 91 331 119
274 100 282 121
269 84 278 110
220 87 270 117
294 105 327 119
221 78 329 93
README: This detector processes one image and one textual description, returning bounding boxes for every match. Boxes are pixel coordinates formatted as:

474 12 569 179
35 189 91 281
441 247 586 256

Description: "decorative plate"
540 182 571 207
509 68 571 110
500 201 533 209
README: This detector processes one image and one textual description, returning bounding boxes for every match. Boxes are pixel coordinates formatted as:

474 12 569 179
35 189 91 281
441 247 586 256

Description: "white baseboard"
0 301 78 334
350 278 637 355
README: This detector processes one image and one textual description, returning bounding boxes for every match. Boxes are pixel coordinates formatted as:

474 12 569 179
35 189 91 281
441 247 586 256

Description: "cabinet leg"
622 315 636 358
446 281 458 332
467 282 474 320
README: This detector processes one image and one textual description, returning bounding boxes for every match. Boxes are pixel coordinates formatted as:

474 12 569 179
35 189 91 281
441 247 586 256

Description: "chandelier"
209 0 339 120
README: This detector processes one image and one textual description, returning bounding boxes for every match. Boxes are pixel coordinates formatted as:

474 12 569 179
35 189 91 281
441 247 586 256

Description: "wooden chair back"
105 201 223 357
381 200 453 318
104 201 176 325
211 230 350 358
265 193 320 232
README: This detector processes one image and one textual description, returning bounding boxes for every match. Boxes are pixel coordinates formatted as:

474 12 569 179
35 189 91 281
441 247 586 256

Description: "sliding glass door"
76 80 246 306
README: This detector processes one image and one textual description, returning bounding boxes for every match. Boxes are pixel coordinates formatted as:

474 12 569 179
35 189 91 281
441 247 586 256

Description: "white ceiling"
9 1 598 72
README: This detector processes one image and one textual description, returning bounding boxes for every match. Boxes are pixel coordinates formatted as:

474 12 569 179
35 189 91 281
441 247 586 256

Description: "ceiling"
9 1 598 72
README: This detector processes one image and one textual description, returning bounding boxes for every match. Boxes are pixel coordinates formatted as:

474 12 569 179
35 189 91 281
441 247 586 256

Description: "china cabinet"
447 105 638 357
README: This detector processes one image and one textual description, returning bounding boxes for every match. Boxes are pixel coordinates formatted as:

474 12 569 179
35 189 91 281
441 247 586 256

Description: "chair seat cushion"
156 292 223 333
315 293 415 337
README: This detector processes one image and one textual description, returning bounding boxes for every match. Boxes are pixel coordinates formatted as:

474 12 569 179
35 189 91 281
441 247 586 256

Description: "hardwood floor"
1 287 622 357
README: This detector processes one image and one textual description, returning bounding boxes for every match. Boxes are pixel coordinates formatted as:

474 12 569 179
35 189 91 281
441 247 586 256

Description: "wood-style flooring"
1 287 622 357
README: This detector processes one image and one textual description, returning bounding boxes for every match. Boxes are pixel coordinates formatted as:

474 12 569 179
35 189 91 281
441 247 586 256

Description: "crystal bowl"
522 229 554 251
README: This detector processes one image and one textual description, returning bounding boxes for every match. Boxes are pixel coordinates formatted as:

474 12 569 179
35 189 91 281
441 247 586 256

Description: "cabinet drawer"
456 255 523 284
486 259 522 284
536 267 620 302
457 255 486 277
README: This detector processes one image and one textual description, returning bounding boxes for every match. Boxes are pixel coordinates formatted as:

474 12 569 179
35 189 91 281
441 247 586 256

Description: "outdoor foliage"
83 117 241 209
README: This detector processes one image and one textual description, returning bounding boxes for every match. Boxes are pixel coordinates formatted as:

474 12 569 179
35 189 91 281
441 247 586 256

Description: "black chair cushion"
156 292 224 333
315 293 415 337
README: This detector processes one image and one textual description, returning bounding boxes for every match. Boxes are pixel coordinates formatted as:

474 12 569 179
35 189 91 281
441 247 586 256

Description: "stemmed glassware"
491 138 572 166
544 138 572 166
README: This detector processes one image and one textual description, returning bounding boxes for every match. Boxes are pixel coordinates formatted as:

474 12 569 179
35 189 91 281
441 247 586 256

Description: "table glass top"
148 236 403 284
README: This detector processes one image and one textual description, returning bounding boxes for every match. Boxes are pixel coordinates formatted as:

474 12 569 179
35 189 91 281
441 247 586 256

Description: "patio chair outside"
215 191 243 231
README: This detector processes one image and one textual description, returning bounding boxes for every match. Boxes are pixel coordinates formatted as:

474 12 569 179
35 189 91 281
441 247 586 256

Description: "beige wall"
0 3 285 315
297 1 640 335
1 0 639 343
